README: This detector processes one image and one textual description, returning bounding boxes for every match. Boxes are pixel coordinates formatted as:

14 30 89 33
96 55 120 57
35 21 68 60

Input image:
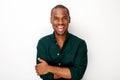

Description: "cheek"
51 21 57 26
52 26 57 30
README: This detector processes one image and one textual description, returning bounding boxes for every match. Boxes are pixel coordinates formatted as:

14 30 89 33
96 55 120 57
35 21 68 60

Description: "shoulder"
69 33 86 43
37 34 53 45
69 33 87 49
39 34 52 41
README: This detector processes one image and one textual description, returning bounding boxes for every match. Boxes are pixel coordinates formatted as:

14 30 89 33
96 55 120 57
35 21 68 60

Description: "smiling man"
35 4 88 80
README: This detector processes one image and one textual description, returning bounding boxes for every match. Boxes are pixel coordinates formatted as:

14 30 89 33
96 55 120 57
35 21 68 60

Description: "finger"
36 71 39 75
35 65 40 71
35 65 38 70
35 66 38 70
37 58 41 62
38 58 45 63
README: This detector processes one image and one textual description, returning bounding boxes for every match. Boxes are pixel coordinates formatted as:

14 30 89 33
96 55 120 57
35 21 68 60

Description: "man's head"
50 5 71 36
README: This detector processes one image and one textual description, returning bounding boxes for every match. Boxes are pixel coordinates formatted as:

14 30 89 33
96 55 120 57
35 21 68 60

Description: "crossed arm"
35 58 71 79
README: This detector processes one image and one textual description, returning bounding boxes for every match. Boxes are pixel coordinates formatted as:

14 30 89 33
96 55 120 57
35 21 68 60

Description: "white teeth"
58 26 64 29
57 26 64 31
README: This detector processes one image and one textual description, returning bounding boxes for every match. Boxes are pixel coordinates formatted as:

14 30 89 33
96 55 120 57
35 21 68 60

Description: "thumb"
38 58 45 63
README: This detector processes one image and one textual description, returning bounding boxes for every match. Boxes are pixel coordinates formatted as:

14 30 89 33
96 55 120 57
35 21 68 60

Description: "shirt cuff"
69 67 84 80
40 72 54 80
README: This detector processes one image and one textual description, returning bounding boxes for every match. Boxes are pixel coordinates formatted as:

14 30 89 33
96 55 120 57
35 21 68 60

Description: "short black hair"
51 4 70 17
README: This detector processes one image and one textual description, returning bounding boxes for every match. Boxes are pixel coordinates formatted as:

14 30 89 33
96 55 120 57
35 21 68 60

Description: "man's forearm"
48 65 71 79
36 58 71 79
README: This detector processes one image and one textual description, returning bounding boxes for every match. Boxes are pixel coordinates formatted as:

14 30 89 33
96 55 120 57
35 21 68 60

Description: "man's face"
50 8 70 36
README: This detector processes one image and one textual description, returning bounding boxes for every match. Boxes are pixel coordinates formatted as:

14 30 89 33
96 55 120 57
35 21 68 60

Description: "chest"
46 43 78 66
57 40 64 50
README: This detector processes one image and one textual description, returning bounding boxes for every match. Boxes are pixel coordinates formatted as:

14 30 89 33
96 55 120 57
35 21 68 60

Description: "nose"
58 19 63 25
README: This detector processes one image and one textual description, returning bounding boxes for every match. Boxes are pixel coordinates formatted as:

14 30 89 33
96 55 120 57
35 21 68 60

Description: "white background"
0 0 120 80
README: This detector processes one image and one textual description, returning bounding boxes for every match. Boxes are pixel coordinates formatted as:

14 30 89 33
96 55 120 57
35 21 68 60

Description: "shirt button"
57 53 60 56
58 63 61 66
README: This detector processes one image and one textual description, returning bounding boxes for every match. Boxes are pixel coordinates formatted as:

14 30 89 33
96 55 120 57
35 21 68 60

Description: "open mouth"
57 25 64 31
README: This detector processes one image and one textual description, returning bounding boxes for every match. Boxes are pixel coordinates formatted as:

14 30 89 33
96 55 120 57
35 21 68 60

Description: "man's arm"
48 64 71 79
36 39 88 80
35 58 71 79
36 40 54 80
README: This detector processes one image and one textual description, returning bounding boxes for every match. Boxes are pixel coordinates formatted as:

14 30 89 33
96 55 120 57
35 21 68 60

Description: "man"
35 4 88 80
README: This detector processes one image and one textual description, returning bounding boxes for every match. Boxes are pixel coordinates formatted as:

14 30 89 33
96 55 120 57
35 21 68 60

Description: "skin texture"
36 58 71 79
50 8 70 49
35 6 71 79
50 8 70 37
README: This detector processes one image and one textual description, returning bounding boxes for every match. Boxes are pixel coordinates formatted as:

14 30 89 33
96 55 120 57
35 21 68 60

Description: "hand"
54 74 61 79
35 58 49 75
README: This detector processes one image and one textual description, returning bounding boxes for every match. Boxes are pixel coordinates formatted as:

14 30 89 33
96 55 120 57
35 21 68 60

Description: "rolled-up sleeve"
36 40 54 80
40 73 53 80
69 40 88 80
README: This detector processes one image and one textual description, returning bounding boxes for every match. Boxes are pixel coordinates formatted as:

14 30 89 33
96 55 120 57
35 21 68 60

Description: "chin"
56 32 66 36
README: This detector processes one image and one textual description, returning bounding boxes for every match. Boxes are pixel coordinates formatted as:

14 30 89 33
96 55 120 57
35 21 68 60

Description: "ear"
50 17 52 24
69 17 71 23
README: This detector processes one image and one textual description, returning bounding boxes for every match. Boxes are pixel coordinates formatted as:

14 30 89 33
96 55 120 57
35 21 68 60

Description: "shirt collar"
51 31 70 40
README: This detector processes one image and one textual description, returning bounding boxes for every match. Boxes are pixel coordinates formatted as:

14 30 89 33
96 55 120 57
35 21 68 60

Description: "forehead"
51 8 69 17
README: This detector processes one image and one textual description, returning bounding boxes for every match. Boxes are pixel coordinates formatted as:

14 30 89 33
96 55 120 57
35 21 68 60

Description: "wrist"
48 65 54 73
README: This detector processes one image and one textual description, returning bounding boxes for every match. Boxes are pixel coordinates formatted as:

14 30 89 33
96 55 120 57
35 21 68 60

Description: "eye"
52 17 58 20
63 16 69 20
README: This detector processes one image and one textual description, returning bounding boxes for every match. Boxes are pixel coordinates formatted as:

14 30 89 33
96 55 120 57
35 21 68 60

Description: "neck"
54 32 67 41
54 32 67 50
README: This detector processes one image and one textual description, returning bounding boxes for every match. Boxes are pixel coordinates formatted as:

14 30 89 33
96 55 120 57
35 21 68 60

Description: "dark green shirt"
36 32 88 80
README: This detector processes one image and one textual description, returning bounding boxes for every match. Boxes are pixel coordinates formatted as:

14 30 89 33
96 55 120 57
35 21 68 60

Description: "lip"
57 26 64 31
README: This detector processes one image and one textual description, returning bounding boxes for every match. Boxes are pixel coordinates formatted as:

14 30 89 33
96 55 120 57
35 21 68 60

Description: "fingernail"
38 58 40 60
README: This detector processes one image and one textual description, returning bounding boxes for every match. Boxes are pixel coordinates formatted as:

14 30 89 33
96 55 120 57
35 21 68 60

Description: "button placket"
57 53 60 56
55 41 62 66
57 52 61 66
